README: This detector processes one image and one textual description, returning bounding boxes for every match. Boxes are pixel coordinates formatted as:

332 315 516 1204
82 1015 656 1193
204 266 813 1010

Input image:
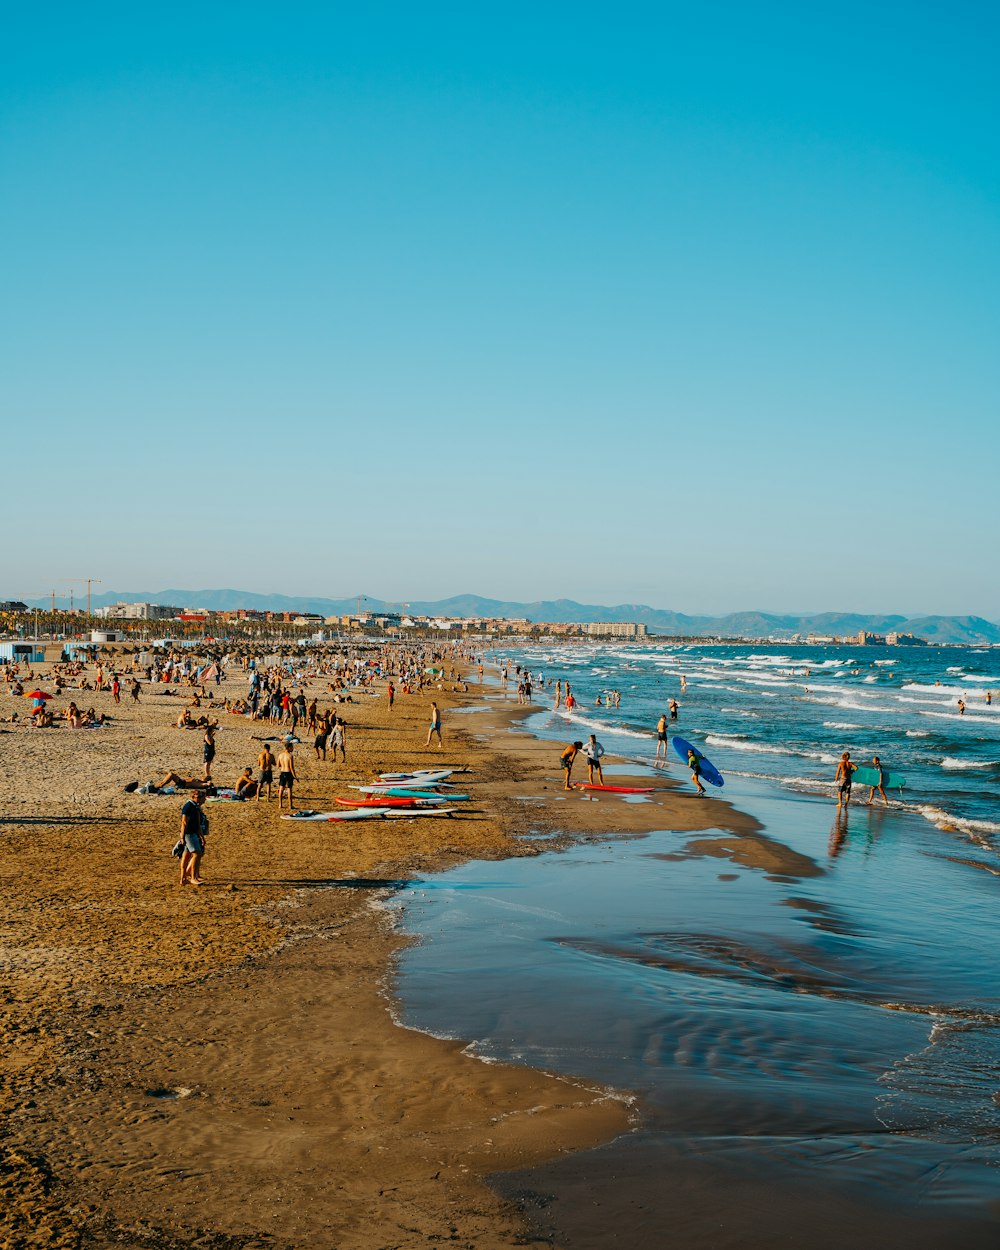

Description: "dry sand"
1 662 759 1248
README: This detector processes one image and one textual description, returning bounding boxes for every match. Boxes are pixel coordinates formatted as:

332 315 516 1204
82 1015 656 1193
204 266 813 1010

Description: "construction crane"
63 577 103 616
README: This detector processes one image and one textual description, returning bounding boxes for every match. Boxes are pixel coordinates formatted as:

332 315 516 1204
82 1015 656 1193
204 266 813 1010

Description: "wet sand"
0 669 755 1247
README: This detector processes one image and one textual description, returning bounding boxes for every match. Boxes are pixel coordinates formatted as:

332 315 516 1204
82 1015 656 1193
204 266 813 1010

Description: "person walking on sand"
835 751 856 808
426 701 443 749
179 791 208 887
330 715 346 762
387 681 395 710
202 725 216 781
256 744 275 801
560 741 584 789
276 741 296 812
865 755 889 807
584 734 606 785
686 747 707 796
655 713 669 760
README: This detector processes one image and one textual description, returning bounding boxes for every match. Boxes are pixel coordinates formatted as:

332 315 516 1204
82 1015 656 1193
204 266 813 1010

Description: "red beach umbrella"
24 690 53 700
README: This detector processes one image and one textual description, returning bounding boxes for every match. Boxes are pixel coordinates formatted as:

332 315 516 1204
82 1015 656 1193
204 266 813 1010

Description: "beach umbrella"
24 690 53 700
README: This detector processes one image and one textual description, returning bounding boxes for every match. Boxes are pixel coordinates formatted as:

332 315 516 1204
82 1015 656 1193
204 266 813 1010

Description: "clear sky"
3 3 998 617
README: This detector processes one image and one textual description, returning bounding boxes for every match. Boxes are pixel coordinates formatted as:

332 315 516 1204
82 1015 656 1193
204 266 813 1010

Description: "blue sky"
3 3 998 617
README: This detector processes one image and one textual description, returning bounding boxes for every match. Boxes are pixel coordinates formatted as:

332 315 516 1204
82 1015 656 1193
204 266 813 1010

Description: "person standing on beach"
387 681 395 710
179 791 208 886
554 679 561 710
276 741 296 812
256 744 275 800
330 715 346 762
686 747 706 796
584 735 606 785
560 741 584 789
655 714 669 760
835 751 855 807
865 756 889 807
426 701 443 749
202 725 216 782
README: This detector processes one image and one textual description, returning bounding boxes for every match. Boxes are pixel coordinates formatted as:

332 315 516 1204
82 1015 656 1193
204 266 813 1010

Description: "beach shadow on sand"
0 815 152 826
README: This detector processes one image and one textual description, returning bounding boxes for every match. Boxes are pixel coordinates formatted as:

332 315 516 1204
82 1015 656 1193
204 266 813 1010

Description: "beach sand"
0 664 757 1248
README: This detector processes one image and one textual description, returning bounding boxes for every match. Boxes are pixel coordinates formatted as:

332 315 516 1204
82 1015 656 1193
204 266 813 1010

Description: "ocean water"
388 645 1000 1245
508 641 1000 847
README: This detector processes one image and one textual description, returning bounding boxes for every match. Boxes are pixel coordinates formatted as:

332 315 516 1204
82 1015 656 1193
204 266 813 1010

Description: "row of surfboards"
283 767 468 821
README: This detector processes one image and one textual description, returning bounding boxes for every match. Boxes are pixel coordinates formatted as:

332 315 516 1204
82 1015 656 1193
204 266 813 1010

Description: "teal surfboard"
850 766 905 789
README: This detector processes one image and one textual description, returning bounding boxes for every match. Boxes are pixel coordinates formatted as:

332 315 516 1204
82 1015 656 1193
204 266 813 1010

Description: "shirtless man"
276 741 296 812
234 766 258 799
560 741 584 790
655 713 669 760
425 702 443 749
256 744 275 801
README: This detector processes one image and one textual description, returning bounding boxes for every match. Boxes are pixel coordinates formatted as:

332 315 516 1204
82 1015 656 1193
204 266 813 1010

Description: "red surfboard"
572 783 655 794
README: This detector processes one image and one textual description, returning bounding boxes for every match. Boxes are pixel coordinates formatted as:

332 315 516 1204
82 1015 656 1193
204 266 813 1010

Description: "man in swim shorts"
276 740 296 812
426 702 443 749
560 741 584 789
179 791 208 886
256 744 275 801
835 751 855 807
656 714 669 760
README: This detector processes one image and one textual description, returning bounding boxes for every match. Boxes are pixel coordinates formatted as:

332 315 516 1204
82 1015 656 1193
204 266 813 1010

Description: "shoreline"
1 660 757 1248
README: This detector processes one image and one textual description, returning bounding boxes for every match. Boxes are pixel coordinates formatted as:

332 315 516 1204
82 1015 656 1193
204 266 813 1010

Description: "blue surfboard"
671 736 724 788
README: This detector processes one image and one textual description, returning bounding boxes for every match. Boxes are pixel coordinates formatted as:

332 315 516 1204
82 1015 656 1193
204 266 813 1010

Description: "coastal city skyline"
4 4 998 618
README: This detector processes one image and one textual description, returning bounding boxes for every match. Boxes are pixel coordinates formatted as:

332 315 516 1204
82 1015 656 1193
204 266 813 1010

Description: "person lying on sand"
154 771 214 791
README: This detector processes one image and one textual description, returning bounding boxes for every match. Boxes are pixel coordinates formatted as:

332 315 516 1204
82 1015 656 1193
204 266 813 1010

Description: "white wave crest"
941 757 999 770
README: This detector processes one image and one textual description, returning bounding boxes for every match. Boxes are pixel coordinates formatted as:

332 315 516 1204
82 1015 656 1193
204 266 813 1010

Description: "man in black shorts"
276 741 296 812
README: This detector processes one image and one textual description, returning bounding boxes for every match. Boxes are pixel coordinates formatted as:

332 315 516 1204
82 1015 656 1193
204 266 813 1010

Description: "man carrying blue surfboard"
686 748 707 796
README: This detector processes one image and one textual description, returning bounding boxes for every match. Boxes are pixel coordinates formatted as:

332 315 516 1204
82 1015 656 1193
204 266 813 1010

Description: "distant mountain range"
20 589 1000 645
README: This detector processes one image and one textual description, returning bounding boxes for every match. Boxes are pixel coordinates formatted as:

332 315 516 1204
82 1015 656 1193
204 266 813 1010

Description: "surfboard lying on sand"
283 807 458 821
373 769 456 785
572 783 655 794
356 786 470 800
283 808 391 821
335 795 449 807
671 736 725 788
850 766 906 789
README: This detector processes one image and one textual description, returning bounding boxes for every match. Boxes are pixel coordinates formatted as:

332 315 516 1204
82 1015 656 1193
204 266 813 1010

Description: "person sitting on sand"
177 708 194 728
560 741 584 789
234 766 258 799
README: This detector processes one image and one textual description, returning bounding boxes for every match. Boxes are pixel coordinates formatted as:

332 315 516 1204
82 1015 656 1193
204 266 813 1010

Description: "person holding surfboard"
865 756 889 807
686 747 707 796
834 751 856 807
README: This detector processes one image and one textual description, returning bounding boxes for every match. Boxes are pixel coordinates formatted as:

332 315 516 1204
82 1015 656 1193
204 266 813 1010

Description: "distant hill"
19 589 1000 645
